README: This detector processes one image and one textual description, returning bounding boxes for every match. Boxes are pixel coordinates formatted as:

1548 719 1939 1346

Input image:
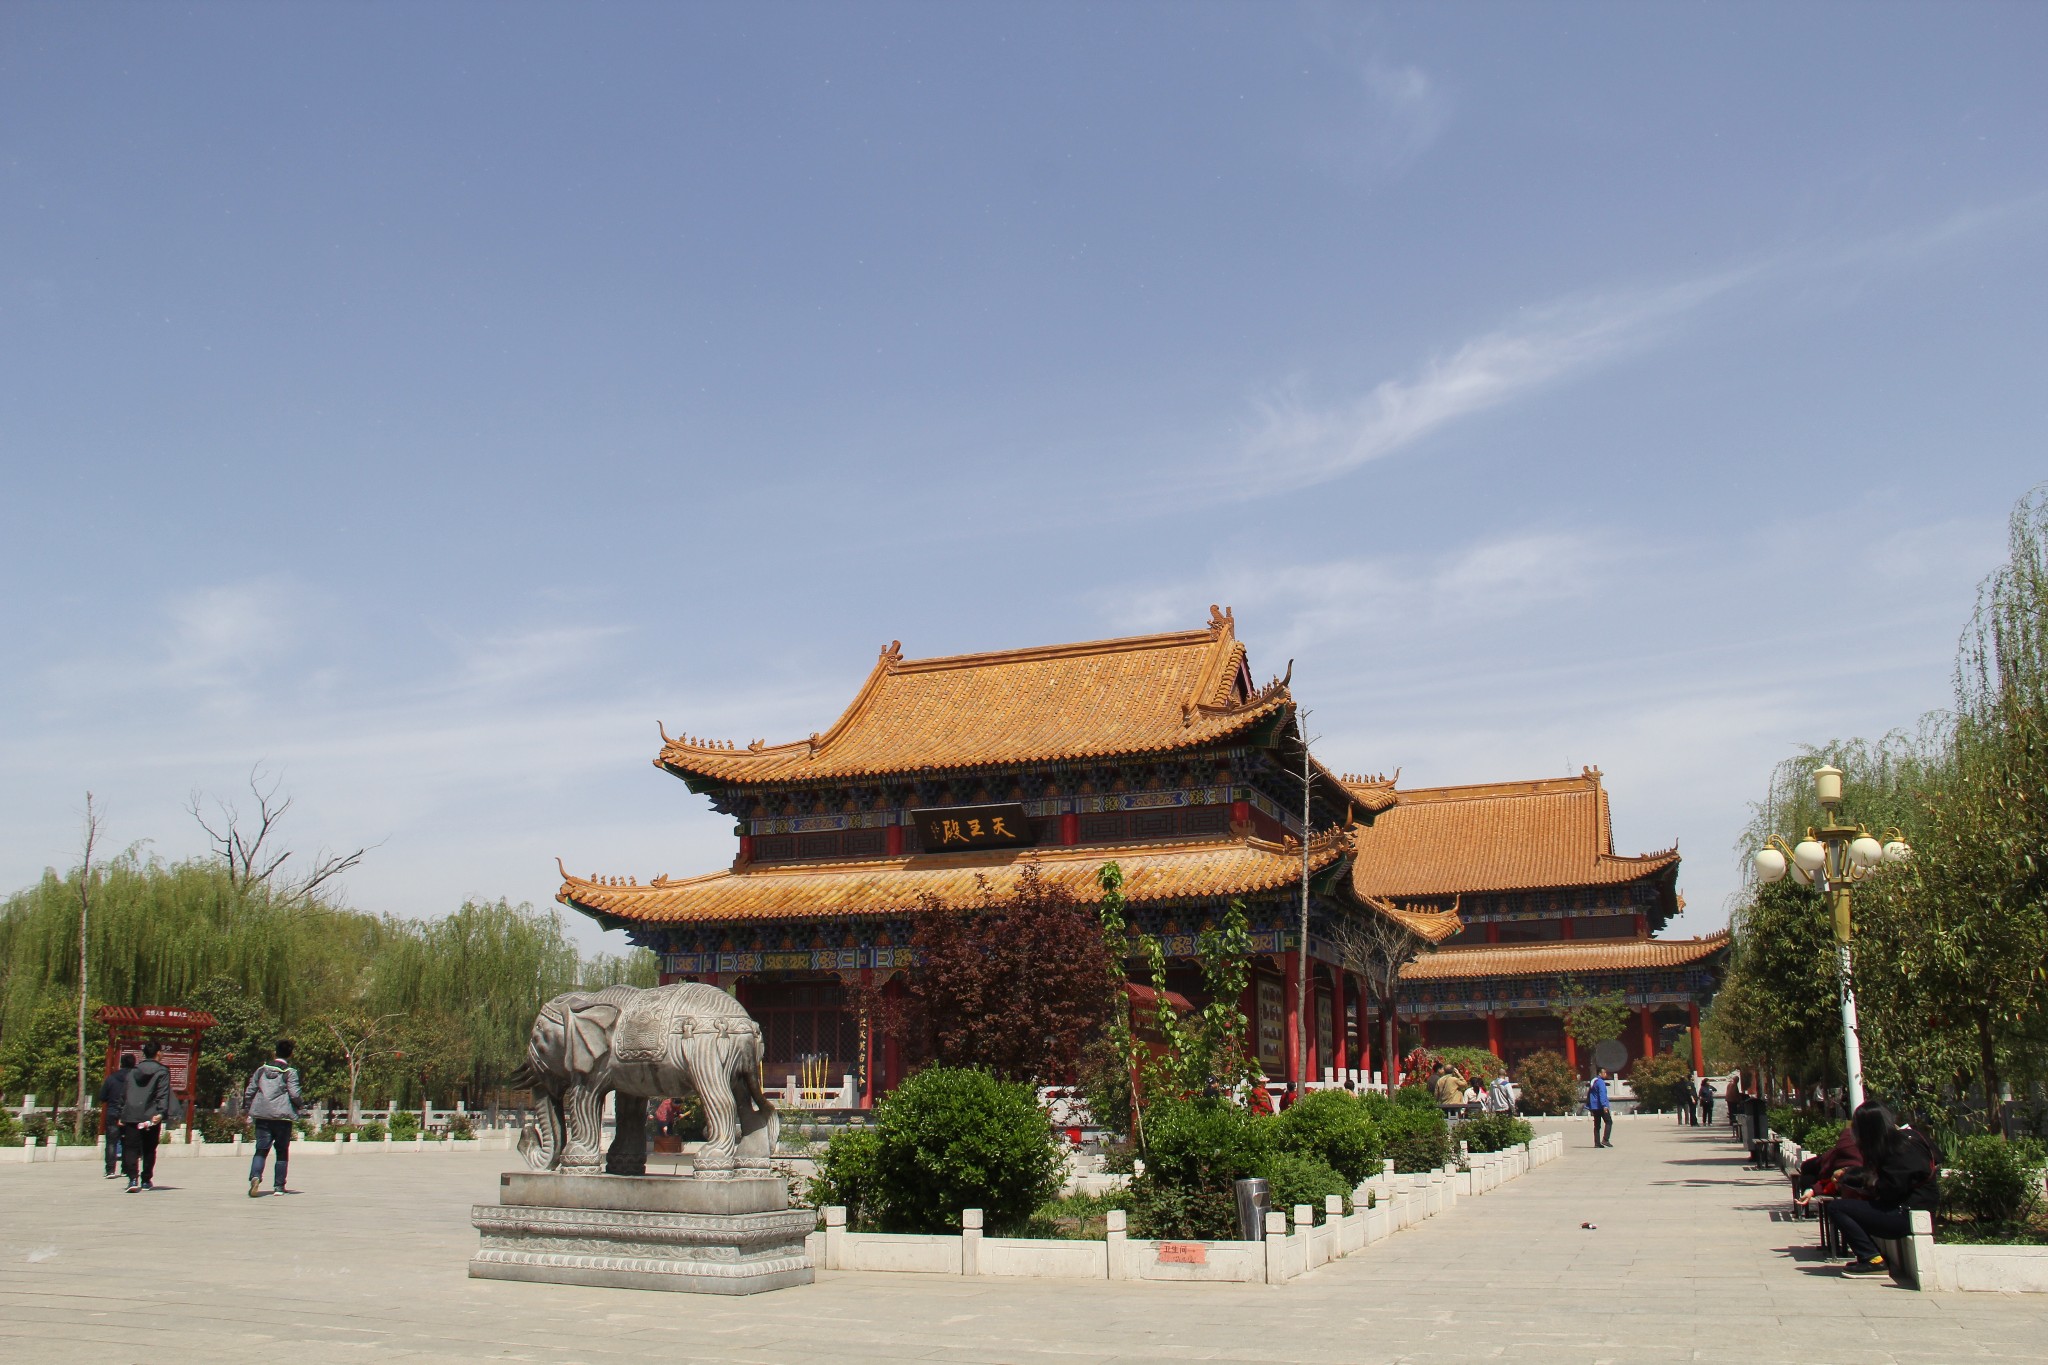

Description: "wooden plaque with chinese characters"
910 803 1037 852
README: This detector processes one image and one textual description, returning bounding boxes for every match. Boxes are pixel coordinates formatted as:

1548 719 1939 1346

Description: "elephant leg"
683 1033 739 1178
606 1093 647 1176
734 1044 780 1171
558 1084 607 1173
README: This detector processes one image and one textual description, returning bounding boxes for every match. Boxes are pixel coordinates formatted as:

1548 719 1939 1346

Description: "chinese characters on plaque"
909 803 1037 852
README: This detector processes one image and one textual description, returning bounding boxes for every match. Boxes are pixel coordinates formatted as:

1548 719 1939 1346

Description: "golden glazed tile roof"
1359 897 1466 946
558 828 1354 926
656 607 1294 784
1346 768 1678 898
1397 931 1731 982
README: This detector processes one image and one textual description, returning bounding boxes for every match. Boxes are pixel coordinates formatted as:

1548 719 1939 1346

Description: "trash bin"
1235 1177 1271 1241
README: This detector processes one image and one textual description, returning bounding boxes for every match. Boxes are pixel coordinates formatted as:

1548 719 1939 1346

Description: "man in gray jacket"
119 1041 173 1191
243 1039 303 1197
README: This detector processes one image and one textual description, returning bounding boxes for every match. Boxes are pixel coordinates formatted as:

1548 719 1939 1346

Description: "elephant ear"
565 1002 622 1074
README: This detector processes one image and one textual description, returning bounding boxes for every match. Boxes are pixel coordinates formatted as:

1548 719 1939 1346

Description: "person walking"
1699 1077 1718 1125
119 1041 173 1191
97 1052 135 1179
243 1039 304 1197
1587 1067 1614 1148
1489 1072 1517 1117
1680 1074 1699 1126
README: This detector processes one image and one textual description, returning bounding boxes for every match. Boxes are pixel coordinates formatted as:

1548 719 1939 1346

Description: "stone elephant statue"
516 982 779 1178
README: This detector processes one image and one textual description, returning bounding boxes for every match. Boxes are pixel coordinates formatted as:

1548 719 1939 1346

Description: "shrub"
1804 1120 1849 1154
1274 1089 1383 1185
1023 1189 1129 1240
1766 1105 1805 1143
197 1111 243 1144
447 1114 474 1139
1433 1046 1506 1084
357 1120 388 1142
1945 1135 2047 1228
1513 1051 1578 1115
387 1110 420 1140
1627 1052 1692 1112
1127 1097 1274 1239
1257 1150 1350 1222
1393 1082 1439 1111
1455 1112 1533 1154
807 1126 884 1227
866 1067 1064 1234
0 1110 17 1143
1379 1104 1452 1173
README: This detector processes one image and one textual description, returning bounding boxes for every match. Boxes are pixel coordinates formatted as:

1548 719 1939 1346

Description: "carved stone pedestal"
470 1172 813 1295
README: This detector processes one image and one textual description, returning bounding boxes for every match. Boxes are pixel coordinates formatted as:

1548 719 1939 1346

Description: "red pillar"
1633 913 1649 937
1486 1013 1503 1059
884 825 903 856
1638 1006 1655 1063
1559 916 1575 940
1688 1001 1704 1074
1060 813 1079 845
859 968 878 1108
1331 970 1348 1076
1282 954 1302 1090
1485 922 1501 944
1565 1032 1579 1078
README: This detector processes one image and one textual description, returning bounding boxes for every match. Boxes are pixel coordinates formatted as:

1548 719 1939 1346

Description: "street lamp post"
1752 764 1911 1112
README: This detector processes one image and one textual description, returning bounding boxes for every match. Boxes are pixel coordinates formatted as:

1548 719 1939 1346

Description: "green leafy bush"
1258 1150 1350 1223
1432 1046 1506 1084
357 1120 388 1142
1454 1112 1533 1154
1804 1120 1849 1154
0 1110 18 1143
807 1125 884 1227
1512 1050 1578 1115
1274 1089 1383 1185
387 1110 420 1140
1945 1135 2047 1228
1626 1051 1692 1112
1127 1097 1274 1239
1368 1096 1449 1178
1393 1082 1439 1111
196 1111 243 1144
447 1114 474 1139
1766 1105 1805 1143
864 1067 1064 1234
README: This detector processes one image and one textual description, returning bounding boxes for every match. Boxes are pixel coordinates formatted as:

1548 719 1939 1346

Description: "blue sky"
5 3 2043 951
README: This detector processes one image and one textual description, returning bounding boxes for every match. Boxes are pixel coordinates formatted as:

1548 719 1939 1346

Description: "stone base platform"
470 1172 814 1295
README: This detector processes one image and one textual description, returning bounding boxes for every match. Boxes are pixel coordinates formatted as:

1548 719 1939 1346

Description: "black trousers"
103 1121 122 1174
119 1123 160 1182
1700 1099 1715 1123
1827 1199 1911 1260
1590 1107 1613 1145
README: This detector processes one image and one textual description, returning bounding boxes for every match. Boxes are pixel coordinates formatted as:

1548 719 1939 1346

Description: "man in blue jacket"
1588 1067 1614 1148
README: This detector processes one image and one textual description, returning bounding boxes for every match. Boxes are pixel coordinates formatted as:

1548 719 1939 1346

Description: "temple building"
1347 772 1727 1077
558 611 1723 1103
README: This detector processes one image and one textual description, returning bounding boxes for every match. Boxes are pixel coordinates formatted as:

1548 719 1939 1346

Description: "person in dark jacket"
1698 1078 1717 1125
119 1041 174 1191
97 1053 135 1178
242 1039 304 1197
1793 1125 1862 1208
1824 1102 1939 1276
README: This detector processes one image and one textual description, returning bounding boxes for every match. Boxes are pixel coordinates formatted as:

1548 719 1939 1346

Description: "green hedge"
809 1067 1062 1235
1454 1112 1533 1154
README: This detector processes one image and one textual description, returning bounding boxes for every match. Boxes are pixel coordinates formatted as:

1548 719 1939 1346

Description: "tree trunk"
1975 1012 2002 1129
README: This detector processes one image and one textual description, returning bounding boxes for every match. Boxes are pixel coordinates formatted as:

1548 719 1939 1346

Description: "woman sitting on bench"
1823 1102 1939 1277
1793 1124 1863 1211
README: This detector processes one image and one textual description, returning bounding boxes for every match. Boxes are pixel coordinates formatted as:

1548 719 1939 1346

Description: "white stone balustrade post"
961 1208 983 1276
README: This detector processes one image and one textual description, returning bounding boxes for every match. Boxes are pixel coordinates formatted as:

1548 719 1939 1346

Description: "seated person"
1792 1125 1862 1209
1822 1102 1940 1277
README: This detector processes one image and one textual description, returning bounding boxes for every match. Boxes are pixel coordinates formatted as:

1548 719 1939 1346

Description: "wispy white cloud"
1220 271 1751 499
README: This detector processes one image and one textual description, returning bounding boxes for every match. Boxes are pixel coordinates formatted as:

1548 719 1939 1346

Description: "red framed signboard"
96 1005 217 1136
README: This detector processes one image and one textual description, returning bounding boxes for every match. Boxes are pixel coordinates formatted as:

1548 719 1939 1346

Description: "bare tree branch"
187 765 374 905
1325 906 1439 1088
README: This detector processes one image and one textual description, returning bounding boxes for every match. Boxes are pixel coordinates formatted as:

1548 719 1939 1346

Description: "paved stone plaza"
2 1120 2039 1364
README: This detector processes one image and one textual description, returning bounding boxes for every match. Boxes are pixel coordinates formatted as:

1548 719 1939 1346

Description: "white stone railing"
811 1131 1564 1283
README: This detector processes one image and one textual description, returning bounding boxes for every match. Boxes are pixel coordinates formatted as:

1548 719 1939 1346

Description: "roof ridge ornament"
880 640 904 667
1208 604 1234 637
